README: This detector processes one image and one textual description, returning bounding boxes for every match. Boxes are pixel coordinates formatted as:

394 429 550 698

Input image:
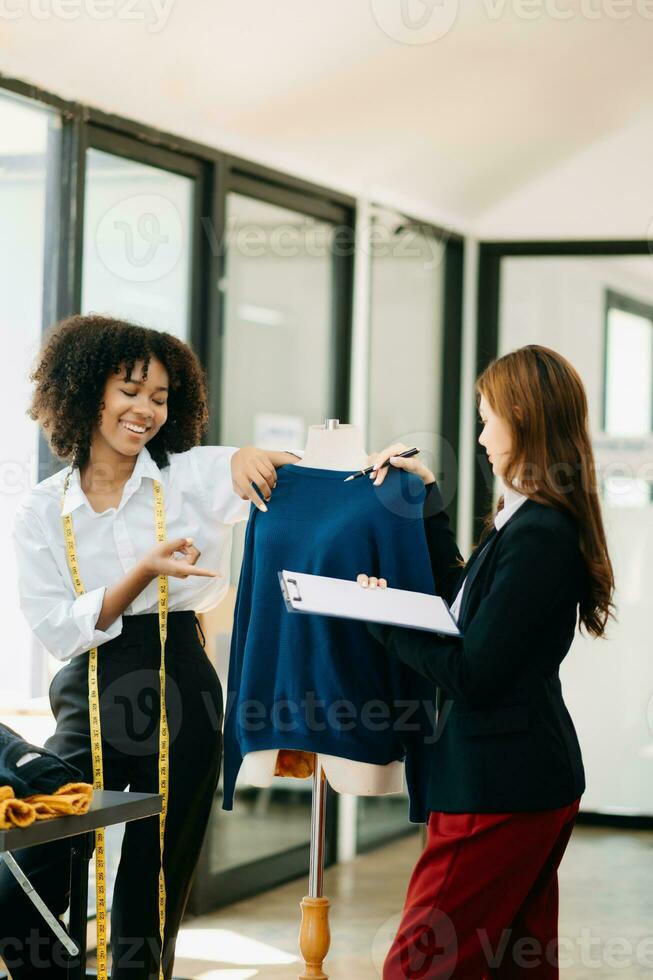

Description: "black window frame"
475 240 653 543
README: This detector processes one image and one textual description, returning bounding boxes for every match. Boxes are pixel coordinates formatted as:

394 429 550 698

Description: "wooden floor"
171 823 653 979
2 823 650 978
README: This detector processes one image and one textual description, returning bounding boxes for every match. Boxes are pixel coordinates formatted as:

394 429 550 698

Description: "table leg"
67 832 93 980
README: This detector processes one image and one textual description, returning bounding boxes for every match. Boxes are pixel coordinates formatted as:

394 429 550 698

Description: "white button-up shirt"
450 483 529 623
12 445 253 663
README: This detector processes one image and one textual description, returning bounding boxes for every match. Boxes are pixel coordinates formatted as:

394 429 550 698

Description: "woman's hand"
230 446 279 512
356 573 388 590
140 537 220 580
366 442 436 487
265 450 302 468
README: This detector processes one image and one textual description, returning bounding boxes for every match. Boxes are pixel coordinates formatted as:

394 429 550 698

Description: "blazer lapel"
458 529 499 627
457 498 537 628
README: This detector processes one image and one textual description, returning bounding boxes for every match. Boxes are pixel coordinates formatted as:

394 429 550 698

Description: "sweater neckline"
284 463 359 480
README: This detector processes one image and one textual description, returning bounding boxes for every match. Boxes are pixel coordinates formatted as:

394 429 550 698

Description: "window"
604 290 653 437
359 208 449 852
82 146 195 339
197 185 352 910
0 90 60 705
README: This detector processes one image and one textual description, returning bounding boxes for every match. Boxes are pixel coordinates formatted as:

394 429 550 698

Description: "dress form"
240 419 405 797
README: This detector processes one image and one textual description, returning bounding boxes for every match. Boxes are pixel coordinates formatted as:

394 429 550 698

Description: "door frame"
474 239 652 541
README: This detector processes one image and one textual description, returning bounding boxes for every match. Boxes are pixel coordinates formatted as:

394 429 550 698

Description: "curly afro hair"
29 314 210 469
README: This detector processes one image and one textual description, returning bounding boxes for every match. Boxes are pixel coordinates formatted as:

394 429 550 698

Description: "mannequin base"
298 895 331 979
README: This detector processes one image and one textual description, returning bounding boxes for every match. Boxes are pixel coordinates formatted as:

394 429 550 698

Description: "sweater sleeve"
422 481 464 604
368 520 576 707
361 476 463 599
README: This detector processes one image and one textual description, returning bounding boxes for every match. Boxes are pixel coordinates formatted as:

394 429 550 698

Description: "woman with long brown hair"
358 344 615 979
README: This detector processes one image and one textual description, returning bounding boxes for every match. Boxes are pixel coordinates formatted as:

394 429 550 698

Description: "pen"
343 447 421 482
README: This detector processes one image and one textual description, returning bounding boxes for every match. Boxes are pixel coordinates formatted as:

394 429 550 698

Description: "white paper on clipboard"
278 569 462 638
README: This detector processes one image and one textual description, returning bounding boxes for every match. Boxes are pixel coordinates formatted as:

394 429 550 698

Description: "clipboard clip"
286 577 302 602
279 572 302 604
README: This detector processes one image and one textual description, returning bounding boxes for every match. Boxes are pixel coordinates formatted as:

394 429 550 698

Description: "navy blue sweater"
222 463 439 823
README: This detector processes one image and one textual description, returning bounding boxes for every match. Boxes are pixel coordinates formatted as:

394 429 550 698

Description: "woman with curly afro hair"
0 314 299 979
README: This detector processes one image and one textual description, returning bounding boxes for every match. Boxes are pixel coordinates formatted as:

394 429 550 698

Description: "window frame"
603 287 653 436
474 241 653 542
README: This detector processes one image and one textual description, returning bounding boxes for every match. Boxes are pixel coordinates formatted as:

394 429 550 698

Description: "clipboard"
278 569 462 638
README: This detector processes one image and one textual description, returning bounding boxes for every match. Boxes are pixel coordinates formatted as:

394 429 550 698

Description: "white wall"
476 109 653 241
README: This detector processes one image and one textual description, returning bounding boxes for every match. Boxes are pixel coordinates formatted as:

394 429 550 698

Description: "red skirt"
384 797 581 979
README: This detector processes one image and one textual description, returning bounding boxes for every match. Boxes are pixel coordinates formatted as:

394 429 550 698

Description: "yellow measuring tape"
62 472 169 980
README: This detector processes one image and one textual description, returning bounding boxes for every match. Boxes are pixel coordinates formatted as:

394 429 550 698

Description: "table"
0 790 161 979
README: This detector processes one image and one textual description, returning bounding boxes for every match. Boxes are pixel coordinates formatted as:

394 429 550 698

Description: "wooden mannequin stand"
298 765 331 979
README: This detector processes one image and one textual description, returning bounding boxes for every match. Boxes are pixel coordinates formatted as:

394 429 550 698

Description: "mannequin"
240 419 405 797
224 418 437 979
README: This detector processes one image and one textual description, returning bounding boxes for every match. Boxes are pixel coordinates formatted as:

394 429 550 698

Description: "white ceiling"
2 0 653 237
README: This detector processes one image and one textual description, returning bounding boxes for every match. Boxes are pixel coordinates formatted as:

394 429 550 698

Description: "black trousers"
0 611 223 979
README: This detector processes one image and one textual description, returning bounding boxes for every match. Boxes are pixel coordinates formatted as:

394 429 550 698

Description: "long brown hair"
475 344 615 639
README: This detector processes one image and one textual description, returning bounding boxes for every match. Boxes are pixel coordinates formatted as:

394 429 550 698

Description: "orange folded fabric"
274 749 316 779
0 783 93 830
0 788 36 830
27 782 93 820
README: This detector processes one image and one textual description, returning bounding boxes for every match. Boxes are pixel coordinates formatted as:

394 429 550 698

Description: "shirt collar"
494 480 529 532
61 446 162 516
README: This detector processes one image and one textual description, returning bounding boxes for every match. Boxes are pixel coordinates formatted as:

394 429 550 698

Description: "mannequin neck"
296 424 368 471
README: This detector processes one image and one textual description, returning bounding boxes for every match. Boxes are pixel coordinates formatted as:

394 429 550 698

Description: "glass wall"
498 254 653 817
82 148 194 338
199 191 345 906
219 194 336 451
81 139 200 915
357 208 447 851
0 90 59 712
367 210 445 455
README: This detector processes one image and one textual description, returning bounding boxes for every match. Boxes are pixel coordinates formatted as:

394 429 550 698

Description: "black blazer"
368 481 587 814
